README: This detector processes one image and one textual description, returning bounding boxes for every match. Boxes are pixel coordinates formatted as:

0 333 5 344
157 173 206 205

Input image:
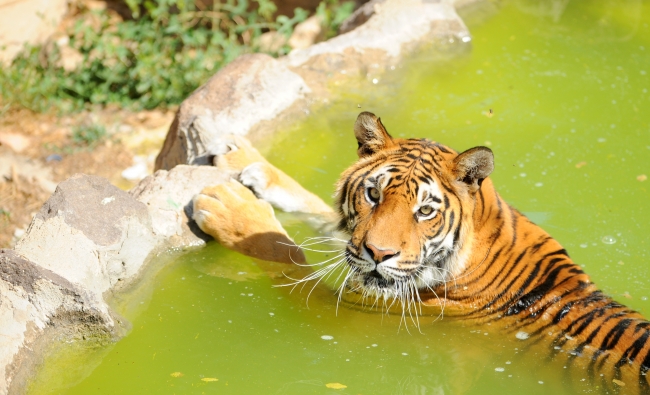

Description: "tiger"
192 111 650 394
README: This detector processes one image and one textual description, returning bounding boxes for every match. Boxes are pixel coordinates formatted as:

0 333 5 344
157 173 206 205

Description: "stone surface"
339 0 386 34
285 0 470 68
15 174 160 298
129 165 232 246
0 249 115 395
154 54 310 171
0 0 69 64
289 15 325 50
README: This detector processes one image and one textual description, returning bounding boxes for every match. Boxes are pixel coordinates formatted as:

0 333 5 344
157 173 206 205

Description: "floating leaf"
637 174 647 182
575 161 587 169
326 382 347 389
612 379 625 387
170 372 183 378
201 378 218 382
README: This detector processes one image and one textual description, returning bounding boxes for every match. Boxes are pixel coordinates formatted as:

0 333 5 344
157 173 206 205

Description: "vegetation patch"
0 0 354 113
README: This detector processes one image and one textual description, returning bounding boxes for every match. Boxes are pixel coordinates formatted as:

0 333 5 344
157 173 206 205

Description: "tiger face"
335 112 494 300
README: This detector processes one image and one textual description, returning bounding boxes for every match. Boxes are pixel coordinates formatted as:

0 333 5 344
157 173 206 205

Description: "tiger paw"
192 180 306 264
211 135 269 174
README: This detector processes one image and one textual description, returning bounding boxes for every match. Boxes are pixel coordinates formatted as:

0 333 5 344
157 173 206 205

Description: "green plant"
71 124 107 147
0 1 356 114
316 0 355 39
0 0 310 112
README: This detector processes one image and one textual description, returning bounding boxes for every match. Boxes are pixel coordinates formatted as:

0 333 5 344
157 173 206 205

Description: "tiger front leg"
208 133 333 215
193 180 306 264
239 162 333 215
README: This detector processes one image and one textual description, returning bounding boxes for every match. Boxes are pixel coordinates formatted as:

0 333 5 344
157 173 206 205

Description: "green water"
27 1 650 394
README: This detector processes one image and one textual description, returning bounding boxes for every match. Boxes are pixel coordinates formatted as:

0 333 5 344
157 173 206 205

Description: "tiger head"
335 112 494 300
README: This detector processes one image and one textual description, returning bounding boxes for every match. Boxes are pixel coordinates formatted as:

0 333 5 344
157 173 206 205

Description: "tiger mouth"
344 249 406 290
363 270 395 288
344 243 453 294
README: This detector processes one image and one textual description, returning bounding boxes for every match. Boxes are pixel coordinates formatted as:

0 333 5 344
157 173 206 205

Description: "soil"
0 106 174 248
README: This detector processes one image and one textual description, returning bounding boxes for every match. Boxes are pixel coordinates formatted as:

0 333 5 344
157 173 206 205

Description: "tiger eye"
368 187 380 202
418 206 433 216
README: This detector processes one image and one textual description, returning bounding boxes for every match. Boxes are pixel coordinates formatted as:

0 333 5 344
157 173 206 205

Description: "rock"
285 0 470 69
289 15 325 50
154 53 310 171
129 165 232 246
0 249 115 395
14 174 160 298
257 31 288 53
0 0 69 64
338 0 386 34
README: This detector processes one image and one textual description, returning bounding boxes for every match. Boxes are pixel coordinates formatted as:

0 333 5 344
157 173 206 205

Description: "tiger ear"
354 112 396 158
452 146 494 193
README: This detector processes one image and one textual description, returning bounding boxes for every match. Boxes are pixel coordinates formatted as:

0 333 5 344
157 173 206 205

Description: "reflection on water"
27 1 650 394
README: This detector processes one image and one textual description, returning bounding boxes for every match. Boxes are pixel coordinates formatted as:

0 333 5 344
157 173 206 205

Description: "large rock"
0 249 115 395
0 0 68 64
14 174 160 300
154 54 311 171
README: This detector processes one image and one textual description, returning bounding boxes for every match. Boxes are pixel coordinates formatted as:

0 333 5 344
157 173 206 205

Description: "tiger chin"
193 112 650 393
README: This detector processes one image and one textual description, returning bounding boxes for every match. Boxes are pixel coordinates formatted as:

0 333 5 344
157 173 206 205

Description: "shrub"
0 0 356 113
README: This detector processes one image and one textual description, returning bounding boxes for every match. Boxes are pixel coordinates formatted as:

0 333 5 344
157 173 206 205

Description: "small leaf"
170 372 183 378
612 379 625 387
201 378 218 382
326 382 347 389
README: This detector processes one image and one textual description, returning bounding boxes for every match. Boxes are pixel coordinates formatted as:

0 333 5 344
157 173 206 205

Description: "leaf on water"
326 382 347 389
201 378 218 382
637 174 647 182
612 379 625 387
170 372 183 378
575 161 587 169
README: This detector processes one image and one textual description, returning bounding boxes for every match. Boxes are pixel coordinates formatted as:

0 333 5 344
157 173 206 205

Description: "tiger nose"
365 243 399 263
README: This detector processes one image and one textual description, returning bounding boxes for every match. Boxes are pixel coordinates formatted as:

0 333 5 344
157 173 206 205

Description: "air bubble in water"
495 367 505 372
601 236 616 245
321 335 334 340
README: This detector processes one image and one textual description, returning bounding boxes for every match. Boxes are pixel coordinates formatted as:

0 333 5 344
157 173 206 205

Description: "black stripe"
504 263 575 316
600 319 633 351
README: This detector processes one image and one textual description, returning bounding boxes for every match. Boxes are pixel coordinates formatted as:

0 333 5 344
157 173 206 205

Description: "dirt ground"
0 106 174 248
